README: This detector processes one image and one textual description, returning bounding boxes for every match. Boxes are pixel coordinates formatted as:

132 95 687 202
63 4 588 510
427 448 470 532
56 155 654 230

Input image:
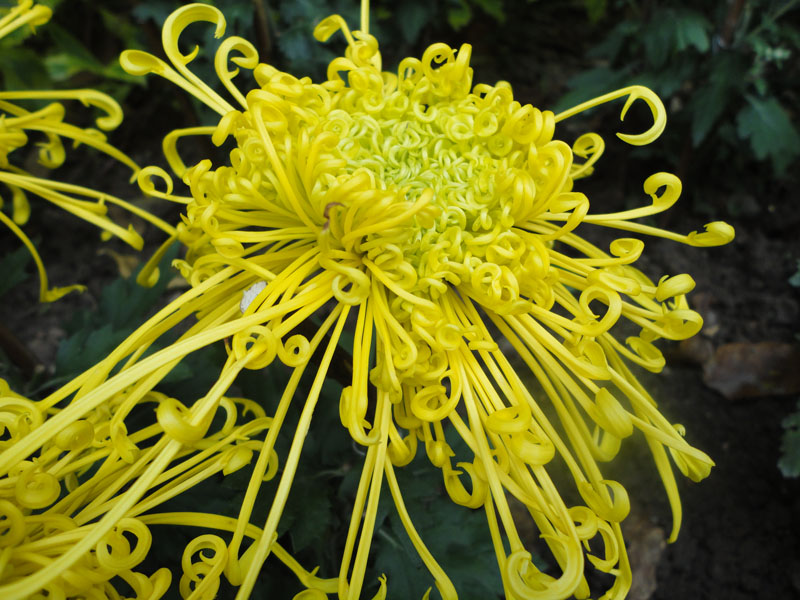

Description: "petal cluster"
0 3 734 600
0 0 175 301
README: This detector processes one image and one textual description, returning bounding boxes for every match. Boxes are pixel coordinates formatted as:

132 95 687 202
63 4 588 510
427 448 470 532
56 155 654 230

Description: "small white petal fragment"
240 281 267 313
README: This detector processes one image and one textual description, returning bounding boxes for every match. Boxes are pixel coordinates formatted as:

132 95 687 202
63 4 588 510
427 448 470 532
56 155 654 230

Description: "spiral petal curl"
0 2 734 599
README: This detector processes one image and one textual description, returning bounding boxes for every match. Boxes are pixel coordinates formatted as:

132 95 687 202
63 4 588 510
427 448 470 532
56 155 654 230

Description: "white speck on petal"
240 281 267 313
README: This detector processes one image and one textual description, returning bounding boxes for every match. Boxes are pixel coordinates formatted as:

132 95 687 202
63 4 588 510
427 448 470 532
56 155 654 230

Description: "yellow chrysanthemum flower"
0 2 734 599
0 0 175 301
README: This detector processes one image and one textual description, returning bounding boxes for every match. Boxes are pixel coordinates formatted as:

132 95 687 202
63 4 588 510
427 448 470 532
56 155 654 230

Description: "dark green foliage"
54 243 178 379
779 263 800 477
130 347 513 597
558 0 800 188
789 260 800 288
736 95 800 173
781 263 800 477
0 246 31 300
0 248 34 390
688 52 746 146
0 1 52 91
373 452 507 599
0 0 143 98
779 400 800 477
41 21 139 85
1 0 539 117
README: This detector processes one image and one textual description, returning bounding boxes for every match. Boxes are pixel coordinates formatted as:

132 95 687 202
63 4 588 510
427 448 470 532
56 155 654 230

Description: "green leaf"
778 22 800 51
278 28 314 64
588 20 638 62
0 246 31 300
789 261 800 288
641 7 710 69
42 22 139 84
736 95 800 174
373 526 423 598
753 77 768 96
44 23 105 80
691 85 729 147
398 2 435 45
372 450 505 599
634 59 693 99
749 33 770 58
583 0 607 23
55 323 128 378
689 52 747 146
130 3 177 26
447 1 472 30
289 490 333 552
277 0 331 23
779 402 800 478
0 47 52 91
554 67 631 114
158 342 227 397
55 243 178 378
673 9 711 53
472 0 505 23
642 11 675 69
98 8 144 51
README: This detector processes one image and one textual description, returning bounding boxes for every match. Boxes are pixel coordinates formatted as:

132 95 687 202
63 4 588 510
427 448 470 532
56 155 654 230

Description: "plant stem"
252 0 272 61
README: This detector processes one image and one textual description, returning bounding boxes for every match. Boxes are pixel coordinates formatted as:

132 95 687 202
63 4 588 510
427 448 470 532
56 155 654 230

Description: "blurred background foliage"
3 0 798 212
2 0 800 596
556 0 800 216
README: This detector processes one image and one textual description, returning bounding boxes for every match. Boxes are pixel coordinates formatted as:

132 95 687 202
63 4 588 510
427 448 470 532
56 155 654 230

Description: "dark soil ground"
626 226 800 600
2 2 800 599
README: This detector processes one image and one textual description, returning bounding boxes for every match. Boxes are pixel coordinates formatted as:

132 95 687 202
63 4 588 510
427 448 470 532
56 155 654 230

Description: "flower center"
175 38 573 319
318 81 566 313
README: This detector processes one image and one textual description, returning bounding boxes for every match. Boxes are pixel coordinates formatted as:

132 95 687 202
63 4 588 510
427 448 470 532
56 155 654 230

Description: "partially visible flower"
0 0 175 301
0 375 335 599
0 3 734 600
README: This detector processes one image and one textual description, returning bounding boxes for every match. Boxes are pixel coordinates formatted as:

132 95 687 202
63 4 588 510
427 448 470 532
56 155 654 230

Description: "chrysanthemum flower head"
0 2 733 599
0 0 175 301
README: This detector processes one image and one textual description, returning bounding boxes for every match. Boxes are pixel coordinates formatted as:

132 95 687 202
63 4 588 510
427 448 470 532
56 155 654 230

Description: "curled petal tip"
687 221 736 246
314 15 349 43
556 84 667 146
119 49 165 77
616 86 666 146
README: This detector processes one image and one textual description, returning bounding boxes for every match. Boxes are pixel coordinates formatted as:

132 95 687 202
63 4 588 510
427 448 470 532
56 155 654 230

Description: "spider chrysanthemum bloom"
0 0 175 301
0 2 734 599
